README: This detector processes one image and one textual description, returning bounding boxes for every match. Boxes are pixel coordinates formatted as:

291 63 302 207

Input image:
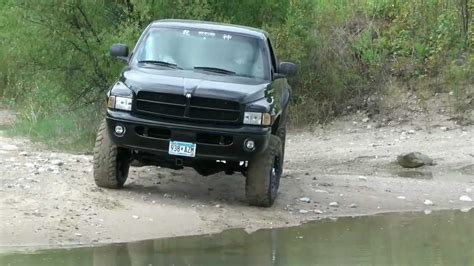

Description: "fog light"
114 125 125 136
244 139 256 151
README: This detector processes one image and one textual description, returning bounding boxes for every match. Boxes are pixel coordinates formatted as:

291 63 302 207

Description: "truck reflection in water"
1 210 473 265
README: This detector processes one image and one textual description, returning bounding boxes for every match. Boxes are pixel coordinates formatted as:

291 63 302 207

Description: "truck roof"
150 19 269 39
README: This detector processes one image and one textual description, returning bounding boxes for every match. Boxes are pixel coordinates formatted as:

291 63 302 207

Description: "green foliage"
0 0 472 150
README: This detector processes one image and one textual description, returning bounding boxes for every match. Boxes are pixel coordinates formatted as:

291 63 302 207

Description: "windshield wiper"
193 66 236 75
138 60 182 69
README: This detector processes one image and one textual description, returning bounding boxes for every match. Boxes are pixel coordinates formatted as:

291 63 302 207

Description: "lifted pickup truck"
93 20 297 207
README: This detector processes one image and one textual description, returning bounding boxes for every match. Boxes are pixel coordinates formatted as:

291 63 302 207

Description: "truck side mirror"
277 61 298 77
111 44 129 62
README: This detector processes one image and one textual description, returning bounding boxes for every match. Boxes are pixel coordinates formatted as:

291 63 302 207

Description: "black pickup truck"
93 20 297 207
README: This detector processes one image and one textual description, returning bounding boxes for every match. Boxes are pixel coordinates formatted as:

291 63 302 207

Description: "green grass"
7 111 100 153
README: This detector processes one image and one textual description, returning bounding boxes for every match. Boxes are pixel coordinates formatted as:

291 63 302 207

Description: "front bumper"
106 110 271 161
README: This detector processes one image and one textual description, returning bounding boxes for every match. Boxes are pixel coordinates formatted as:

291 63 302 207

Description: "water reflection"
1 210 473 265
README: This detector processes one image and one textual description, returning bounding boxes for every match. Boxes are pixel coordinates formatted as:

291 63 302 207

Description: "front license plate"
168 141 196 157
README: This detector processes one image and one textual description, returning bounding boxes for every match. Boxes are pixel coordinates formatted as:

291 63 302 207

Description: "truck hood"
119 66 270 104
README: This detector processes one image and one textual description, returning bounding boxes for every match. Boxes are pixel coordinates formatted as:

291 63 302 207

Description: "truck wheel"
245 135 282 207
93 120 131 188
276 123 287 169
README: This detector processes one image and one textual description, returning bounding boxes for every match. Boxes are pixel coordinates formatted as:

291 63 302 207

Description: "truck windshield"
132 27 269 80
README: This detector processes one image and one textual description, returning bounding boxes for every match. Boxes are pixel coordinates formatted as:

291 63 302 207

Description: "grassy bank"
0 0 472 151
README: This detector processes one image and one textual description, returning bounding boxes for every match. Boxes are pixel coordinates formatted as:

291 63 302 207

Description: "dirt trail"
0 109 473 248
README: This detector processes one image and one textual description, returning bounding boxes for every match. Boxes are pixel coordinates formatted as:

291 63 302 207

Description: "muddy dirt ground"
0 106 473 248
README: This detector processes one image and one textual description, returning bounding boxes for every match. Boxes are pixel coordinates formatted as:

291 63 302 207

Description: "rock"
397 196 406 200
362 117 370 123
0 144 18 151
299 210 309 214
423 199 434 206
319 182 334 187
50 159 64 166
329 202 339 207
424 209 432 215
74 233 82 237
313 189 328 193
358 176 368 181
214 204 221 208
397 152 434 168
350 203 357 208
19 151 29 156
313 209 324 214
132 215 139 219
24 163 35 168
299 197 311 203
408 130 415 134
460 207 472 213
459 195 472 202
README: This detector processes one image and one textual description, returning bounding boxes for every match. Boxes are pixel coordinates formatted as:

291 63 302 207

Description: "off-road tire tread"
93 120 126 188
246 135 282 207
276 123 286 168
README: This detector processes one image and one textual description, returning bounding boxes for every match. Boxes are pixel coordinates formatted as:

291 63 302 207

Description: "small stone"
397 152 434 168
75 233 82 237
329 202 339 207
358 176 368 181
24 163 35 168
214 204 221 208
460 207 472 213
151 200 156 204
439 126 448 131
50 159 64 166
313 209 324 214
132 215 139 219
466 188 473 193
459 195 472 202
424 209 432 215
299 197 311 203
350 203 357 208
313 189 328 193
0 144 18 151
397 196 406 200
19 151 29 156
299 210 309 214
362 118 370 123
449 91 454 96
408 130 415 134
423 199 434 206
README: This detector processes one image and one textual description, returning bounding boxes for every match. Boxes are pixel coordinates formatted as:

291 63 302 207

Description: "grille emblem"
185 93 192 99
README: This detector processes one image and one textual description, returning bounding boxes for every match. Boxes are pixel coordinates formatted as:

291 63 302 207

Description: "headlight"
108 96 132 111
244 112 272 126
107 82 133 111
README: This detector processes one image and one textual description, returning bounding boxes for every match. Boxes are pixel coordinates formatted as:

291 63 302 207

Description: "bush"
1 0 472 150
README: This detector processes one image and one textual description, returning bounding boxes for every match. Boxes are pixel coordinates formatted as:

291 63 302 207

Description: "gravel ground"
0 108 473 249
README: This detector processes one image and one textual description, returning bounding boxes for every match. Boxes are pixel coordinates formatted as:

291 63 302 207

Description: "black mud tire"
245 135 282 207
93 120 131 188
276 122 287 170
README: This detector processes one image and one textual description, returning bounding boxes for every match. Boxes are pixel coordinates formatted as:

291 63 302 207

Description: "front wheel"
93 120 131 188
245 135 282 207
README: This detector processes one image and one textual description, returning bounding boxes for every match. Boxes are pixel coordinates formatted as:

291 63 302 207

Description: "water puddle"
1 210 473 265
